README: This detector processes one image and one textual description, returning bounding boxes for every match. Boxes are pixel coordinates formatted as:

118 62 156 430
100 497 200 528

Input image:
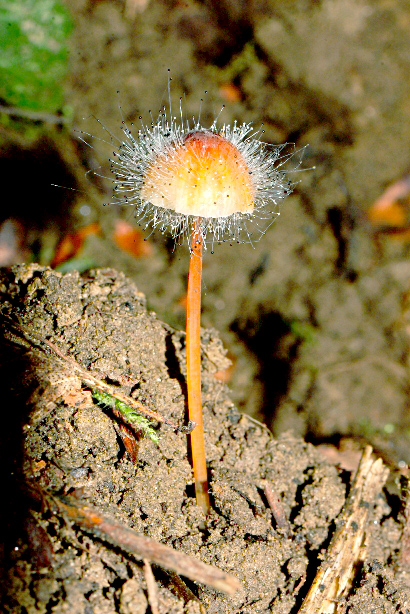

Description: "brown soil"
3 0 410 455
53 0 410 454
3 0 410 611
0 264 409 613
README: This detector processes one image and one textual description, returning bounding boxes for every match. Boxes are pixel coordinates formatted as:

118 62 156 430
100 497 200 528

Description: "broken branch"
297 446 388 614
45 492 241 596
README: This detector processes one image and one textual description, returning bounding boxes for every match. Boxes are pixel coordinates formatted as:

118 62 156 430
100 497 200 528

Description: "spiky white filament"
110 108 294 248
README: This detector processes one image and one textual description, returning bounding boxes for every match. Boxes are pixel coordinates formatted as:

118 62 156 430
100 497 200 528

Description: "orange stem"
186 221 210 516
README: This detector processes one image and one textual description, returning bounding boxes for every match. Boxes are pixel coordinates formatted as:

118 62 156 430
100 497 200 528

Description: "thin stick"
40 336 175 426
186 221 210 515
399 473 410 567
39 492 241 595
0 104 69 125
165 571 207 613
262 480 290 533
298 446 388 613
3 319 192 434
143 559 159 614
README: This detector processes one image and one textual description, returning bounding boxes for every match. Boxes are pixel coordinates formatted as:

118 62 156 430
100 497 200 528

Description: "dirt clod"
0 265 408 613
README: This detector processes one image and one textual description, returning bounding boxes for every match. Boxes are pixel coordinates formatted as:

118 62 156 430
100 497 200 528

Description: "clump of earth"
0 264 409 613
3 0 410 610
3 0 410 464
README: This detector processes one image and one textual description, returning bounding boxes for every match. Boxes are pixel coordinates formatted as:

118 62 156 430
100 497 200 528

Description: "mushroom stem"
186 219 210 516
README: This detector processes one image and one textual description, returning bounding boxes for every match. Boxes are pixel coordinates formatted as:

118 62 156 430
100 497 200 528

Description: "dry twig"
262 480 290 533
0 105 69 125
143 559 159 614
165 570 207 613
298 446 388 613
43 492 241 596
399 471 410 567
3 318 192 434
38 334 185 429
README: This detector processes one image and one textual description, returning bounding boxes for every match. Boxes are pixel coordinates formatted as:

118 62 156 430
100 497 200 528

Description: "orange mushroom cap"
140 131 255 218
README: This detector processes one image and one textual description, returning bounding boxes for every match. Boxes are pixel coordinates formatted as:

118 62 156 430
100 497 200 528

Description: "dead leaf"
112 219 153 258
62 387 93 408
214 362 234 383
51 223 101 267
32 460 47 473
367 175 410 228
178 293 187 310
219 84 241 104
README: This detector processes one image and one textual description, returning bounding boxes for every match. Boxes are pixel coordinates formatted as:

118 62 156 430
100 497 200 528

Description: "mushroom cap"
140 131 255 218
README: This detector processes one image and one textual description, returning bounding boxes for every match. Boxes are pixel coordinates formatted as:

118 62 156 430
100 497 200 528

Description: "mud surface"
65 0 410 458
3 0 410 611
3 1 410 455
1 265 409 613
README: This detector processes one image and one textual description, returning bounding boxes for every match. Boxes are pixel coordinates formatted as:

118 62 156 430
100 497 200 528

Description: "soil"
3 0 410 452
0 264 409 613
5 0 410 457
2 0 410 611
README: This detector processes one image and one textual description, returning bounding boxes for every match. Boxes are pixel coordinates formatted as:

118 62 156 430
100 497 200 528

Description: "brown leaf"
367 175 410 228
112 219 153 258
62 387 93 408
51 223 101 267
219 84 242 104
